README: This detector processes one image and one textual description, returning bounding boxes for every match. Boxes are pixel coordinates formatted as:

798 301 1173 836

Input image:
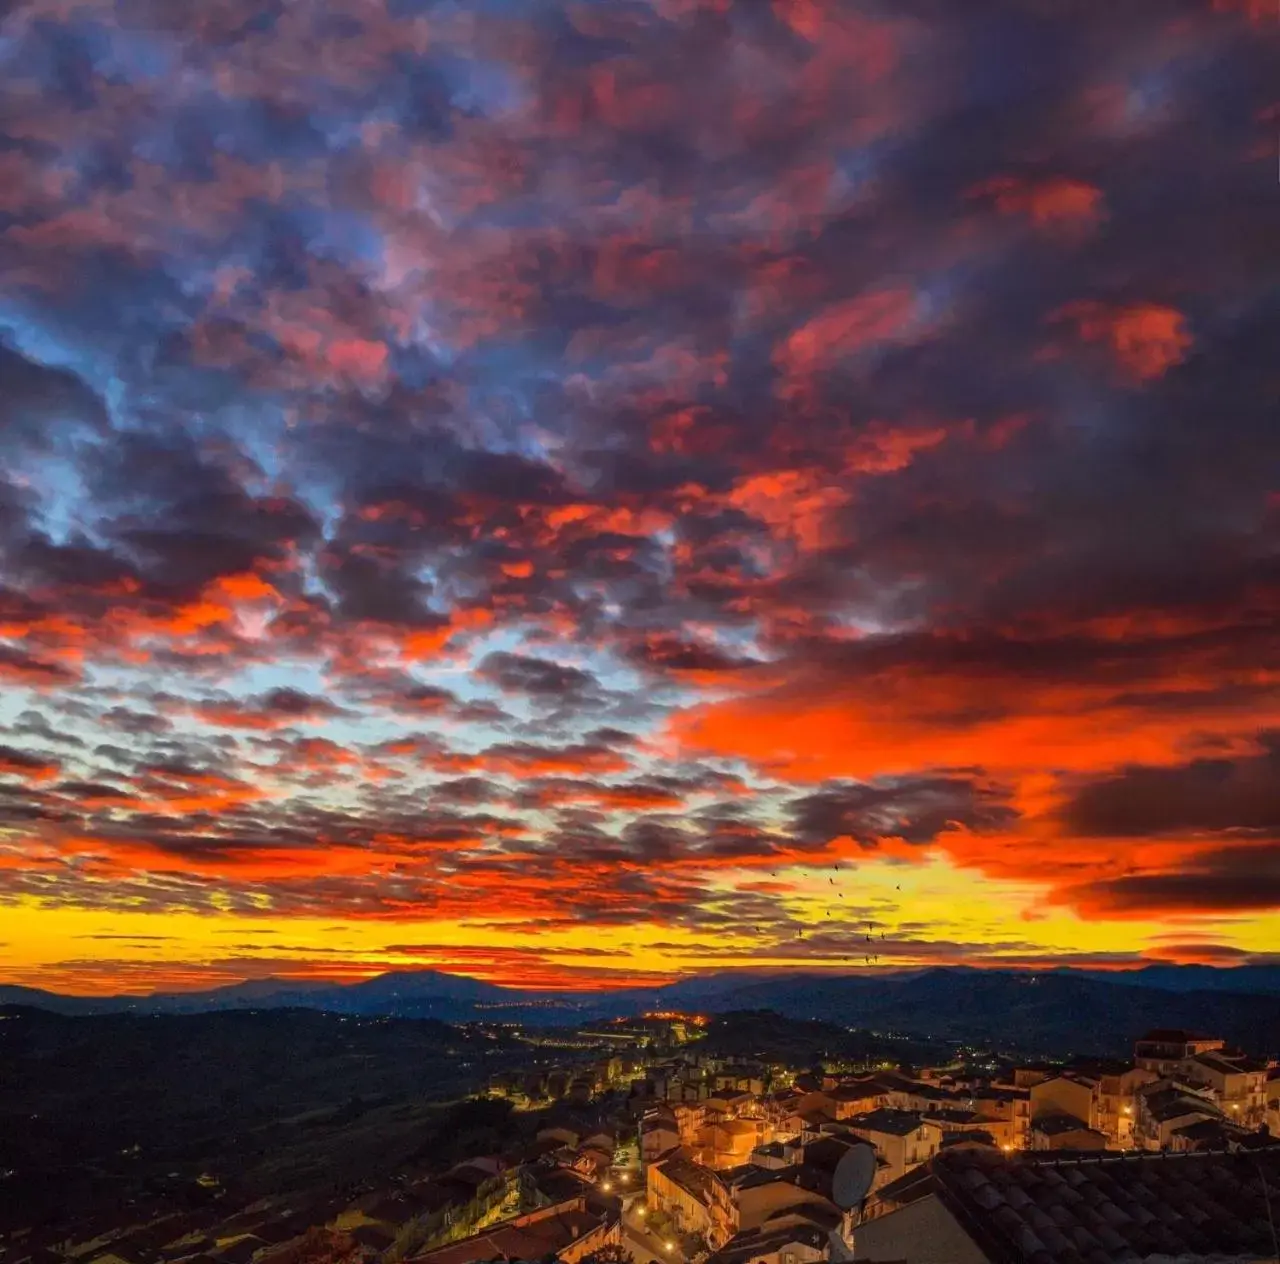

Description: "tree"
579 1246 635 1264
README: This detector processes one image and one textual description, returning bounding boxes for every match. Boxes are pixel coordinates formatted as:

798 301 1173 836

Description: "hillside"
6 964 1280 1056
0 1006 535 1237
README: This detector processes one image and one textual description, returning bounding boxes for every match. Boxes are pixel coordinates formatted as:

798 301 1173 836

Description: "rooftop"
932 1146 1280 1264
1031 1113 1093 1137
1190 1052 1269 1076
655 1153 724 1206
1136 1029 1219 1046
870 1164 935 1211
705 1221 828 1264
1145 1092 1221 1126
408 1200 607 1264
724 1164 787 1192
846 1110 927 1138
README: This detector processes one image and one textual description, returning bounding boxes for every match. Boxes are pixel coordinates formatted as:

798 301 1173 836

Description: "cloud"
192 688 349 731
478 651 602 705
1057 843 1280 917
1060 738 1280 839
0 745 60 781
788 776 1017 849
0 0 1276 987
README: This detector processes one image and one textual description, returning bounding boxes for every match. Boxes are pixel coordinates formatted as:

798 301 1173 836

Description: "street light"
664 1243 674 1252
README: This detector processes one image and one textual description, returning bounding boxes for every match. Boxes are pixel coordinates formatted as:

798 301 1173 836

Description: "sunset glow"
0 0 1277 995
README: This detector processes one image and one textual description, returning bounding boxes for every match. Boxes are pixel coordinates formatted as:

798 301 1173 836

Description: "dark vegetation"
700 1010 952 1069
0 1007 536 1238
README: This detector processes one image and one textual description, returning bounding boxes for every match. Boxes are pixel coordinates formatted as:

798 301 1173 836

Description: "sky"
0 0 1277 996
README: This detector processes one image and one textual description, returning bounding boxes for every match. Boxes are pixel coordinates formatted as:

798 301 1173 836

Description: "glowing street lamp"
664 1243 674 1253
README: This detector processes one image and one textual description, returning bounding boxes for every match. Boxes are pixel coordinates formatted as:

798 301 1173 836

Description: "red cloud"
971 176 1106 236
1052 301 1193 381
774 289 919 378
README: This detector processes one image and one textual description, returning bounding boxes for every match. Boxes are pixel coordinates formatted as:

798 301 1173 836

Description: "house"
525 1163 599 1209
707 1090 758 1118
1133 1029 1225 1075
963 1088 1030 1151
919 1109 1000 1144
827 1085 883 1121
1180 1051 1272 1127
1027 1112 1107 1152
714 1067 767 1097
582 1130 616 1156
642 1110 682 1165
751 1142 790 1171
795 1091 840 1120
647 1152 736 1248
704 1219 833 1264
723 1136 877 1245
1169 1116 1254 1151
1028 1073 1099 1134
1062 1059 1156 1148
673 1102 710 1144
859 1164 935 1224
572 1147 614 1182
697 1119 763 1170
1134 1083 1224 1151
725 1166 835 1234
842 1113 940 1185
854 1146 1280 1263
407 1196 619 1264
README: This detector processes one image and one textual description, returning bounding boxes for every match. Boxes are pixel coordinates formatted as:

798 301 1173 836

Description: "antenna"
831 1142 877 1211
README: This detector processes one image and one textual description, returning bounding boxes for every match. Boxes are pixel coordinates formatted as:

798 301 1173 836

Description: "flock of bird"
761 860 902 968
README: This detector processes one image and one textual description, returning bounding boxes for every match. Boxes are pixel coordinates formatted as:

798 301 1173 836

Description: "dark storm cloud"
1059 843 1280 916
1062 737 1280 838
789 776 1017 848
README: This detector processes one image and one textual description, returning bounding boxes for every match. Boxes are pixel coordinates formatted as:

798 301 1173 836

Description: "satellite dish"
831 1143 877 1210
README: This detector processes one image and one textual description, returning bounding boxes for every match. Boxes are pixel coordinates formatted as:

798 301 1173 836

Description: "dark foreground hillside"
0 1007 534 1238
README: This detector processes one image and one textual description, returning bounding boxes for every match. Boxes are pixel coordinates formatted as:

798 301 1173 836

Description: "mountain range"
5 963 1280 1056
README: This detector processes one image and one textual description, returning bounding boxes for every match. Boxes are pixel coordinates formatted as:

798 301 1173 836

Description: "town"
6 1014 1278 1264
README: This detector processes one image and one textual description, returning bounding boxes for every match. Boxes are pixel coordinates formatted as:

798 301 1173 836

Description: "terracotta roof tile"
932 1145 1280 1264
